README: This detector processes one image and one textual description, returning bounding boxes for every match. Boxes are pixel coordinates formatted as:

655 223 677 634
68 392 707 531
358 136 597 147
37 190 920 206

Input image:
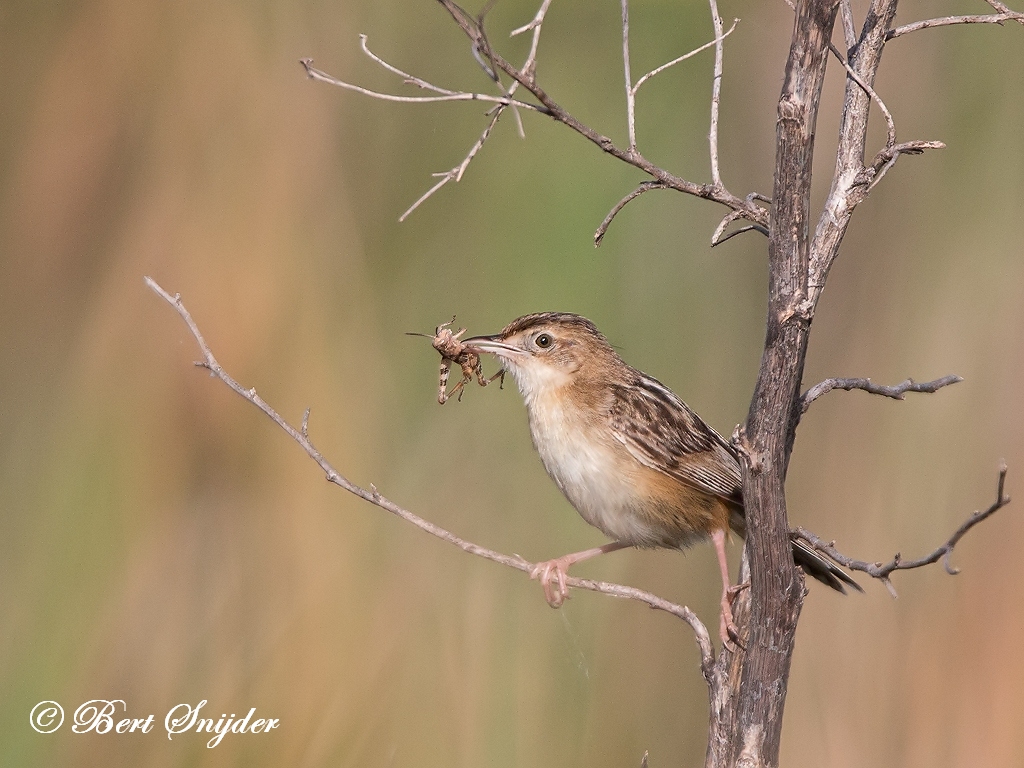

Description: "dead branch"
800 374 963 414
828 42 896 149
621 0 637 152
302 0 762 239
399 109 502 222
863 140 946 191
434 0 768 229
888 10 1024 39
631 19 739 96
710 192 771 247
594 181 667 246
793 464 1011 597
144 276 718 680
707 0 726 190
299 55 539 110
300 49 540 219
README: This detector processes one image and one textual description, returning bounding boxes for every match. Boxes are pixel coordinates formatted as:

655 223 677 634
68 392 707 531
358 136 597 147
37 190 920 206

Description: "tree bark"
725 2 840 766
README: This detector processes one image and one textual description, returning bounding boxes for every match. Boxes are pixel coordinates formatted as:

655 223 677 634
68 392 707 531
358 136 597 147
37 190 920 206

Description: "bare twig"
621 0 637 151
500 0 557 139
824 38 945 198
594 181 667 246
794 464 1011 597
800 374 962 414
300 57 539 110
510 0 554 40
707 0 726 189
828 42 896 149
144 276 717 678
604 4 740 242
632 20 739 95
301 36 545 219
711 208 769 247
986 0 1024 19
509 0 553 105
399 109 503 221
621 5 741 156
357 34 452 94
305 0 766 231
889 10 1024 39
436 0 769 230
864 140 946 191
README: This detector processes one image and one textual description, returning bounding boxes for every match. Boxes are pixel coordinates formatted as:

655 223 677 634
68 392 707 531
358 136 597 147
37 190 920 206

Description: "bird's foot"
529 556 574 607
527 543 629 609
719 588 747 651
725 581 750 605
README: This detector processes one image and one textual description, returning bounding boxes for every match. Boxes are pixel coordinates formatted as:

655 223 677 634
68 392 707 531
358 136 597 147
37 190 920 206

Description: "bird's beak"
462 335 523 358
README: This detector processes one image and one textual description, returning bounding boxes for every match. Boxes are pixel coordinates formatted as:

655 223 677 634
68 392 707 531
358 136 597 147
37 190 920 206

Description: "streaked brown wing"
607 374 742 502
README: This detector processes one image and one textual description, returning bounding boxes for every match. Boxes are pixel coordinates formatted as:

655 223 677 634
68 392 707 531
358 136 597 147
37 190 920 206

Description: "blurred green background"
1 0 1022 765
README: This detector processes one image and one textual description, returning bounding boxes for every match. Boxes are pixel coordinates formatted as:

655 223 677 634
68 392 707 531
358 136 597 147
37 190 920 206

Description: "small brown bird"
464 312 858 643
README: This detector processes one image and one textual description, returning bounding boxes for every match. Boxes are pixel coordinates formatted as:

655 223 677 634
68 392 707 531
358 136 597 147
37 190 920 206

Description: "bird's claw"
720 588 746 651
530 558 572 607
725 581 750 606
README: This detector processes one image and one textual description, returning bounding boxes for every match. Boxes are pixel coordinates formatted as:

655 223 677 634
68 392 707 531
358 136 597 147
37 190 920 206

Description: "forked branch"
800 374 963 414
144 277 718 682
888 9 1024 39
303 0 766 241
435 0 767 229
794 464 1011 597
300 46 539 220
594 181 667 246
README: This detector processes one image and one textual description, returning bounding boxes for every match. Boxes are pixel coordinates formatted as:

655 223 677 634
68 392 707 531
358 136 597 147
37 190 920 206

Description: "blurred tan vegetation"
1 0 1022 765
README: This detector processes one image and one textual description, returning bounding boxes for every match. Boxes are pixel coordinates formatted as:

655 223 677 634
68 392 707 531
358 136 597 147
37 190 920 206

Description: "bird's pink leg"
530 542 630 607
712 528 745 647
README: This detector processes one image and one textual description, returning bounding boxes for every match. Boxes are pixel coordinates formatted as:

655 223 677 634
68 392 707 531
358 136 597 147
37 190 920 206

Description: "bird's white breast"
520 384 654 545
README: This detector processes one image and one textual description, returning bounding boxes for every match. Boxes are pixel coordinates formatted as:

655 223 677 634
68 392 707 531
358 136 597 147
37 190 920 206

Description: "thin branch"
713 224 768 246
506 0 554 137
619 6 740 157
828 42 896 149
632 19 739 94
711 207 769 247
435 0 769 229
889 10 1024 39
707 0 726 189
300 57 540 110
864 139 945 191
144 276 717 678
619 7 741 191
471 4 528 139
594 181 667 246
807 0 895 306
800 374 962 414
794 464 1011 597
510 0 554 40
399 109 503 221
357 34 454 94
302 36 543 220
302 8 560 220
621 0 637 151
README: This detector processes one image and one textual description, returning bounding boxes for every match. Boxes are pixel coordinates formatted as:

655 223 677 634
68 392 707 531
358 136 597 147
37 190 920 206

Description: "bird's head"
464 312 621 402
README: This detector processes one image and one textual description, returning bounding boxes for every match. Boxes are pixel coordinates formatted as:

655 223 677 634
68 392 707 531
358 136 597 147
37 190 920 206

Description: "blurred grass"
1 0 1022 766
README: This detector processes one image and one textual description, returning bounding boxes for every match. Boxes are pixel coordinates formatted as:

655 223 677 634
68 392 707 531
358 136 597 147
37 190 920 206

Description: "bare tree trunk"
721 2 840 766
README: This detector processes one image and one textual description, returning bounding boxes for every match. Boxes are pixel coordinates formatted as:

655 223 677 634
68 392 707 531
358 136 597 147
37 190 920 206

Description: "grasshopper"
408 317 505 404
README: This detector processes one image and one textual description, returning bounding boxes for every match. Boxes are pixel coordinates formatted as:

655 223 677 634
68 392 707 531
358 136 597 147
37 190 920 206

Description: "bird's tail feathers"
791 537 863 594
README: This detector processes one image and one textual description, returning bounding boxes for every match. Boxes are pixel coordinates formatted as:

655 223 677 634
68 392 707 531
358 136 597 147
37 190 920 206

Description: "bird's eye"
535 333 552 349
